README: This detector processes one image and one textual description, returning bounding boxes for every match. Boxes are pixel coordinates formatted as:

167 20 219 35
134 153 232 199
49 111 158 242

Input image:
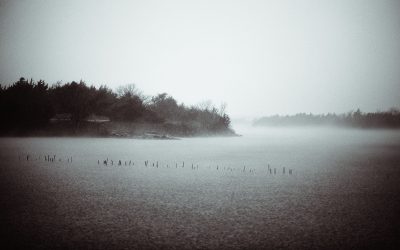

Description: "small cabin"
85 114 110 123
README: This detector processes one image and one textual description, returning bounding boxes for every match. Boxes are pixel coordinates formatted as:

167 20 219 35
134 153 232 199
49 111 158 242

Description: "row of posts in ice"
99 158 293 175
19 154 293 175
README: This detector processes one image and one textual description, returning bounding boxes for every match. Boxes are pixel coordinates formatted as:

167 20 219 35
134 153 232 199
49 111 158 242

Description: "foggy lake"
1 128 399 249
2 0 400 249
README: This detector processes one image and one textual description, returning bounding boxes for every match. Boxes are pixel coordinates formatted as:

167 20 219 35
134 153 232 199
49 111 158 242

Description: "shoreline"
0 131 240 139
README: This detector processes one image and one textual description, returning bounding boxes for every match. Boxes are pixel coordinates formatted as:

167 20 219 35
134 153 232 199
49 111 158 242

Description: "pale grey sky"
1 0 399 118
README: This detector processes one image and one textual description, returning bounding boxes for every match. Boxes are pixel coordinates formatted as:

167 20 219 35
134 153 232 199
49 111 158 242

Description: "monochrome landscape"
1 0 399 249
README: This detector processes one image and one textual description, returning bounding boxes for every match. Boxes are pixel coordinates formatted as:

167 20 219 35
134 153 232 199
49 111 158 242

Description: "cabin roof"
85 114 110 123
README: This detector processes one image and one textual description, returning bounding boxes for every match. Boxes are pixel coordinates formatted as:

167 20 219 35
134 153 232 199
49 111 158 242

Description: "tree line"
253 109 400 129
0 78 233 136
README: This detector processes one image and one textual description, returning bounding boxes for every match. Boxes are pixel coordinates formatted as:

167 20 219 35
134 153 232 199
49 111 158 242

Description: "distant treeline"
253 109 400 129
0 78 234 136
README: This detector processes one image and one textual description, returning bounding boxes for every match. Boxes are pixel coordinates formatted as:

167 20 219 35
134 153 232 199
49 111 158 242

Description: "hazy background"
1 0 399 118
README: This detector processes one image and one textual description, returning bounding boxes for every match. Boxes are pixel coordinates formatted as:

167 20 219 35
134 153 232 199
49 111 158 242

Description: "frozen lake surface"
1 128 400 249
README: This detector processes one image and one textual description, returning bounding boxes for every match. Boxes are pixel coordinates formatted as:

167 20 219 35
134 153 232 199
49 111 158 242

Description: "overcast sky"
0 0 399 118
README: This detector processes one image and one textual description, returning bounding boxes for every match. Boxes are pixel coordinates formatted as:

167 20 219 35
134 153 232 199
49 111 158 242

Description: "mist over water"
1 0 400 248
1 128 399 249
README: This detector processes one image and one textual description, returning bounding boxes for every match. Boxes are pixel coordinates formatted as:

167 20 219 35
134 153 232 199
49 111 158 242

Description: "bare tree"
116 84 143 98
